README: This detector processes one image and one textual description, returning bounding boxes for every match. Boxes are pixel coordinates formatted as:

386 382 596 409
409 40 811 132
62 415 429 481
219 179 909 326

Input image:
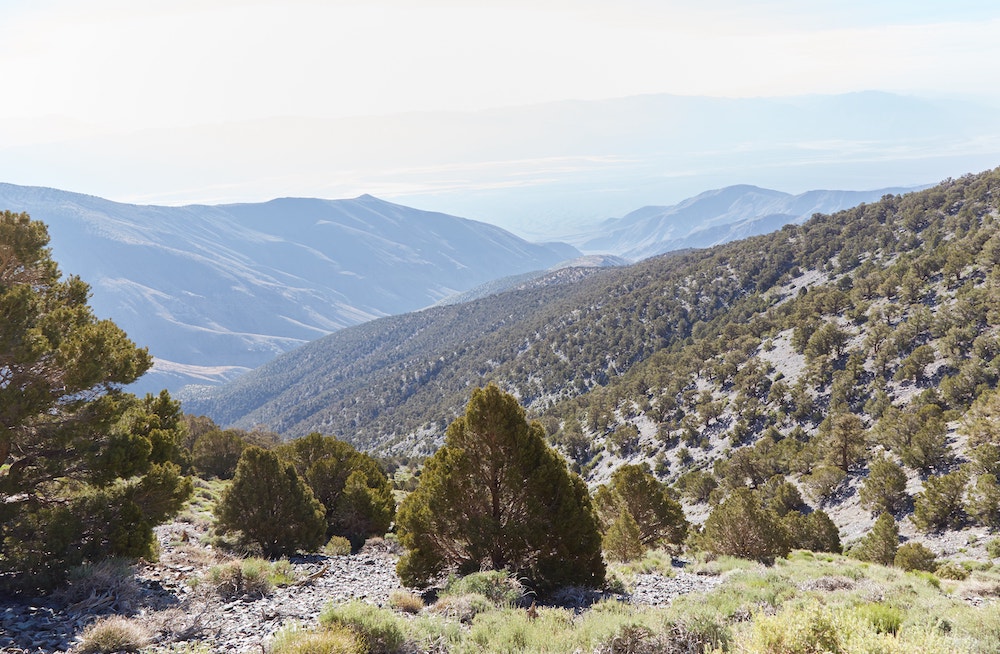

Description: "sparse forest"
8 169 1000 652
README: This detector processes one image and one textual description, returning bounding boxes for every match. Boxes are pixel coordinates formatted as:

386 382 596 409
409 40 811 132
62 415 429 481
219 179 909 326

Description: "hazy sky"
2 0 1000 228
4 0 1000 131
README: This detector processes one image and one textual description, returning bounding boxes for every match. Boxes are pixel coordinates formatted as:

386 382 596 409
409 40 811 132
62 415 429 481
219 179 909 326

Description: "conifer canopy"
395 384 605 592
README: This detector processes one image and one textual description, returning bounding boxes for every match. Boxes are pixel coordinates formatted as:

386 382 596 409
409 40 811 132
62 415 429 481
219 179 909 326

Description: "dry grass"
77 615 151 653
389 589 424 614
56 559 142 615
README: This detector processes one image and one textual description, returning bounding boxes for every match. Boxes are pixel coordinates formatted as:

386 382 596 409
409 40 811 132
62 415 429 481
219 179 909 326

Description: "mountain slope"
183 168 1000 469
582 184 922 260
0 185 578 393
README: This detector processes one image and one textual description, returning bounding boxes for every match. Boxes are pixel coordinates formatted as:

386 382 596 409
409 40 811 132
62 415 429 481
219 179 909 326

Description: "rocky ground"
0 521 723 653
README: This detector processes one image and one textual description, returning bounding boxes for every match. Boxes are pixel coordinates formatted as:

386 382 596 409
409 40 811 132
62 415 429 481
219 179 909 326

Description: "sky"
2 0 1000 233
5 0 1000 130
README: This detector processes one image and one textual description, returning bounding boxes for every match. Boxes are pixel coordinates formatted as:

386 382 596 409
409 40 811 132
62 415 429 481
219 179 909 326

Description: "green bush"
270 622 362 654
279 433 396 548
802 465 847 502
702 488 790 564
191 429 247 480
441 570 526 606
760 475 805 517
396 385 605 592
967 473 1000 528
592 464 688 550
206 558 285 598
912 470 968 532
935 560 970 580
858 456 909 516
783 510 842 554
851 513 898 566
319 601 406 654
893 542 937 572
602 508 645 562
853 603 903 635
215 446 327 556
986 537 1000 559
324 536 352 556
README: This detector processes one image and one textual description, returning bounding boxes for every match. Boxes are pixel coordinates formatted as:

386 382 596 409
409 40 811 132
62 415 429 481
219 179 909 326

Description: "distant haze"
2 92 998 240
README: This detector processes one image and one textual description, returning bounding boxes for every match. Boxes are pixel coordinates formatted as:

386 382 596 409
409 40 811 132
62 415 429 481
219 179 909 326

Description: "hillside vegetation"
189 168 1000 459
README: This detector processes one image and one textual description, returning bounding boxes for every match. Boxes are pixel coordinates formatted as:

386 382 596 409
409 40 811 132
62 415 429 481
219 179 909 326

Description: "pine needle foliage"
395 384 605 592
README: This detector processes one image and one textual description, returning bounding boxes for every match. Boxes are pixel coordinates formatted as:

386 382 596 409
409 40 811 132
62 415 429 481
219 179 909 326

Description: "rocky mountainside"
185 168 1000 467
581 184 922 260
0 184 578 394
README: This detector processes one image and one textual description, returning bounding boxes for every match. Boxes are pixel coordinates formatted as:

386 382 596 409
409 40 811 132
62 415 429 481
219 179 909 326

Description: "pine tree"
852 513 899 565
0 212 192 592
277 433 395 548
592 464 688 550
859 455 909 516
702 488 790 564
395 384 605 592
216 446 327 557
603 508 645 562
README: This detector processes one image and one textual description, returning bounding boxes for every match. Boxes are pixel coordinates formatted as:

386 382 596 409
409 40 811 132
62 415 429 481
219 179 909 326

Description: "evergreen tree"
395 384 605 591
603 508 645 562
852 513 899 565
593 464 688 550
859 456 909 516
192 429 248 480
912 470 968 532
0 212 191 592
216 446 327 557
277 433 395 547
702 488 790 564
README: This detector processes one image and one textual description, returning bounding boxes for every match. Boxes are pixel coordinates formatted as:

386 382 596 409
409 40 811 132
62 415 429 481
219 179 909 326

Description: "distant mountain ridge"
582 184 924 260
0 184 579 393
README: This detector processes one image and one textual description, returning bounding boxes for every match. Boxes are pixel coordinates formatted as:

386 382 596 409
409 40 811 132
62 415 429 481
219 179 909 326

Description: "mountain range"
0 184 577 393
580 184 923 260
8 92 1000 241
0 179 935 396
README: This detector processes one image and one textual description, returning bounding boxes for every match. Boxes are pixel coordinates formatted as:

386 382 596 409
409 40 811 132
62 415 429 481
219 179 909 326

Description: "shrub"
760 475 804 517
205 558 293 598
427 593 494 623
912 470 968 532
854 603 903 635
77 616 151 654
783 510 842 554
702 488 790 564
593 464 688 550
191 429 247 480
396 385 605 592
56 558 141 613
859 456 909 516
323 536 352 556
967 473 1000 528
388 590 424 614
894 541 937 572
675 469 718 504
319 601 406 654
270 622 361 654
602 508 646 563
935 560 970 580
279 433 396 548
851 513 898 565
441 570 526 606
215 446 327 556
987 537 1000 559
802 465 846 502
